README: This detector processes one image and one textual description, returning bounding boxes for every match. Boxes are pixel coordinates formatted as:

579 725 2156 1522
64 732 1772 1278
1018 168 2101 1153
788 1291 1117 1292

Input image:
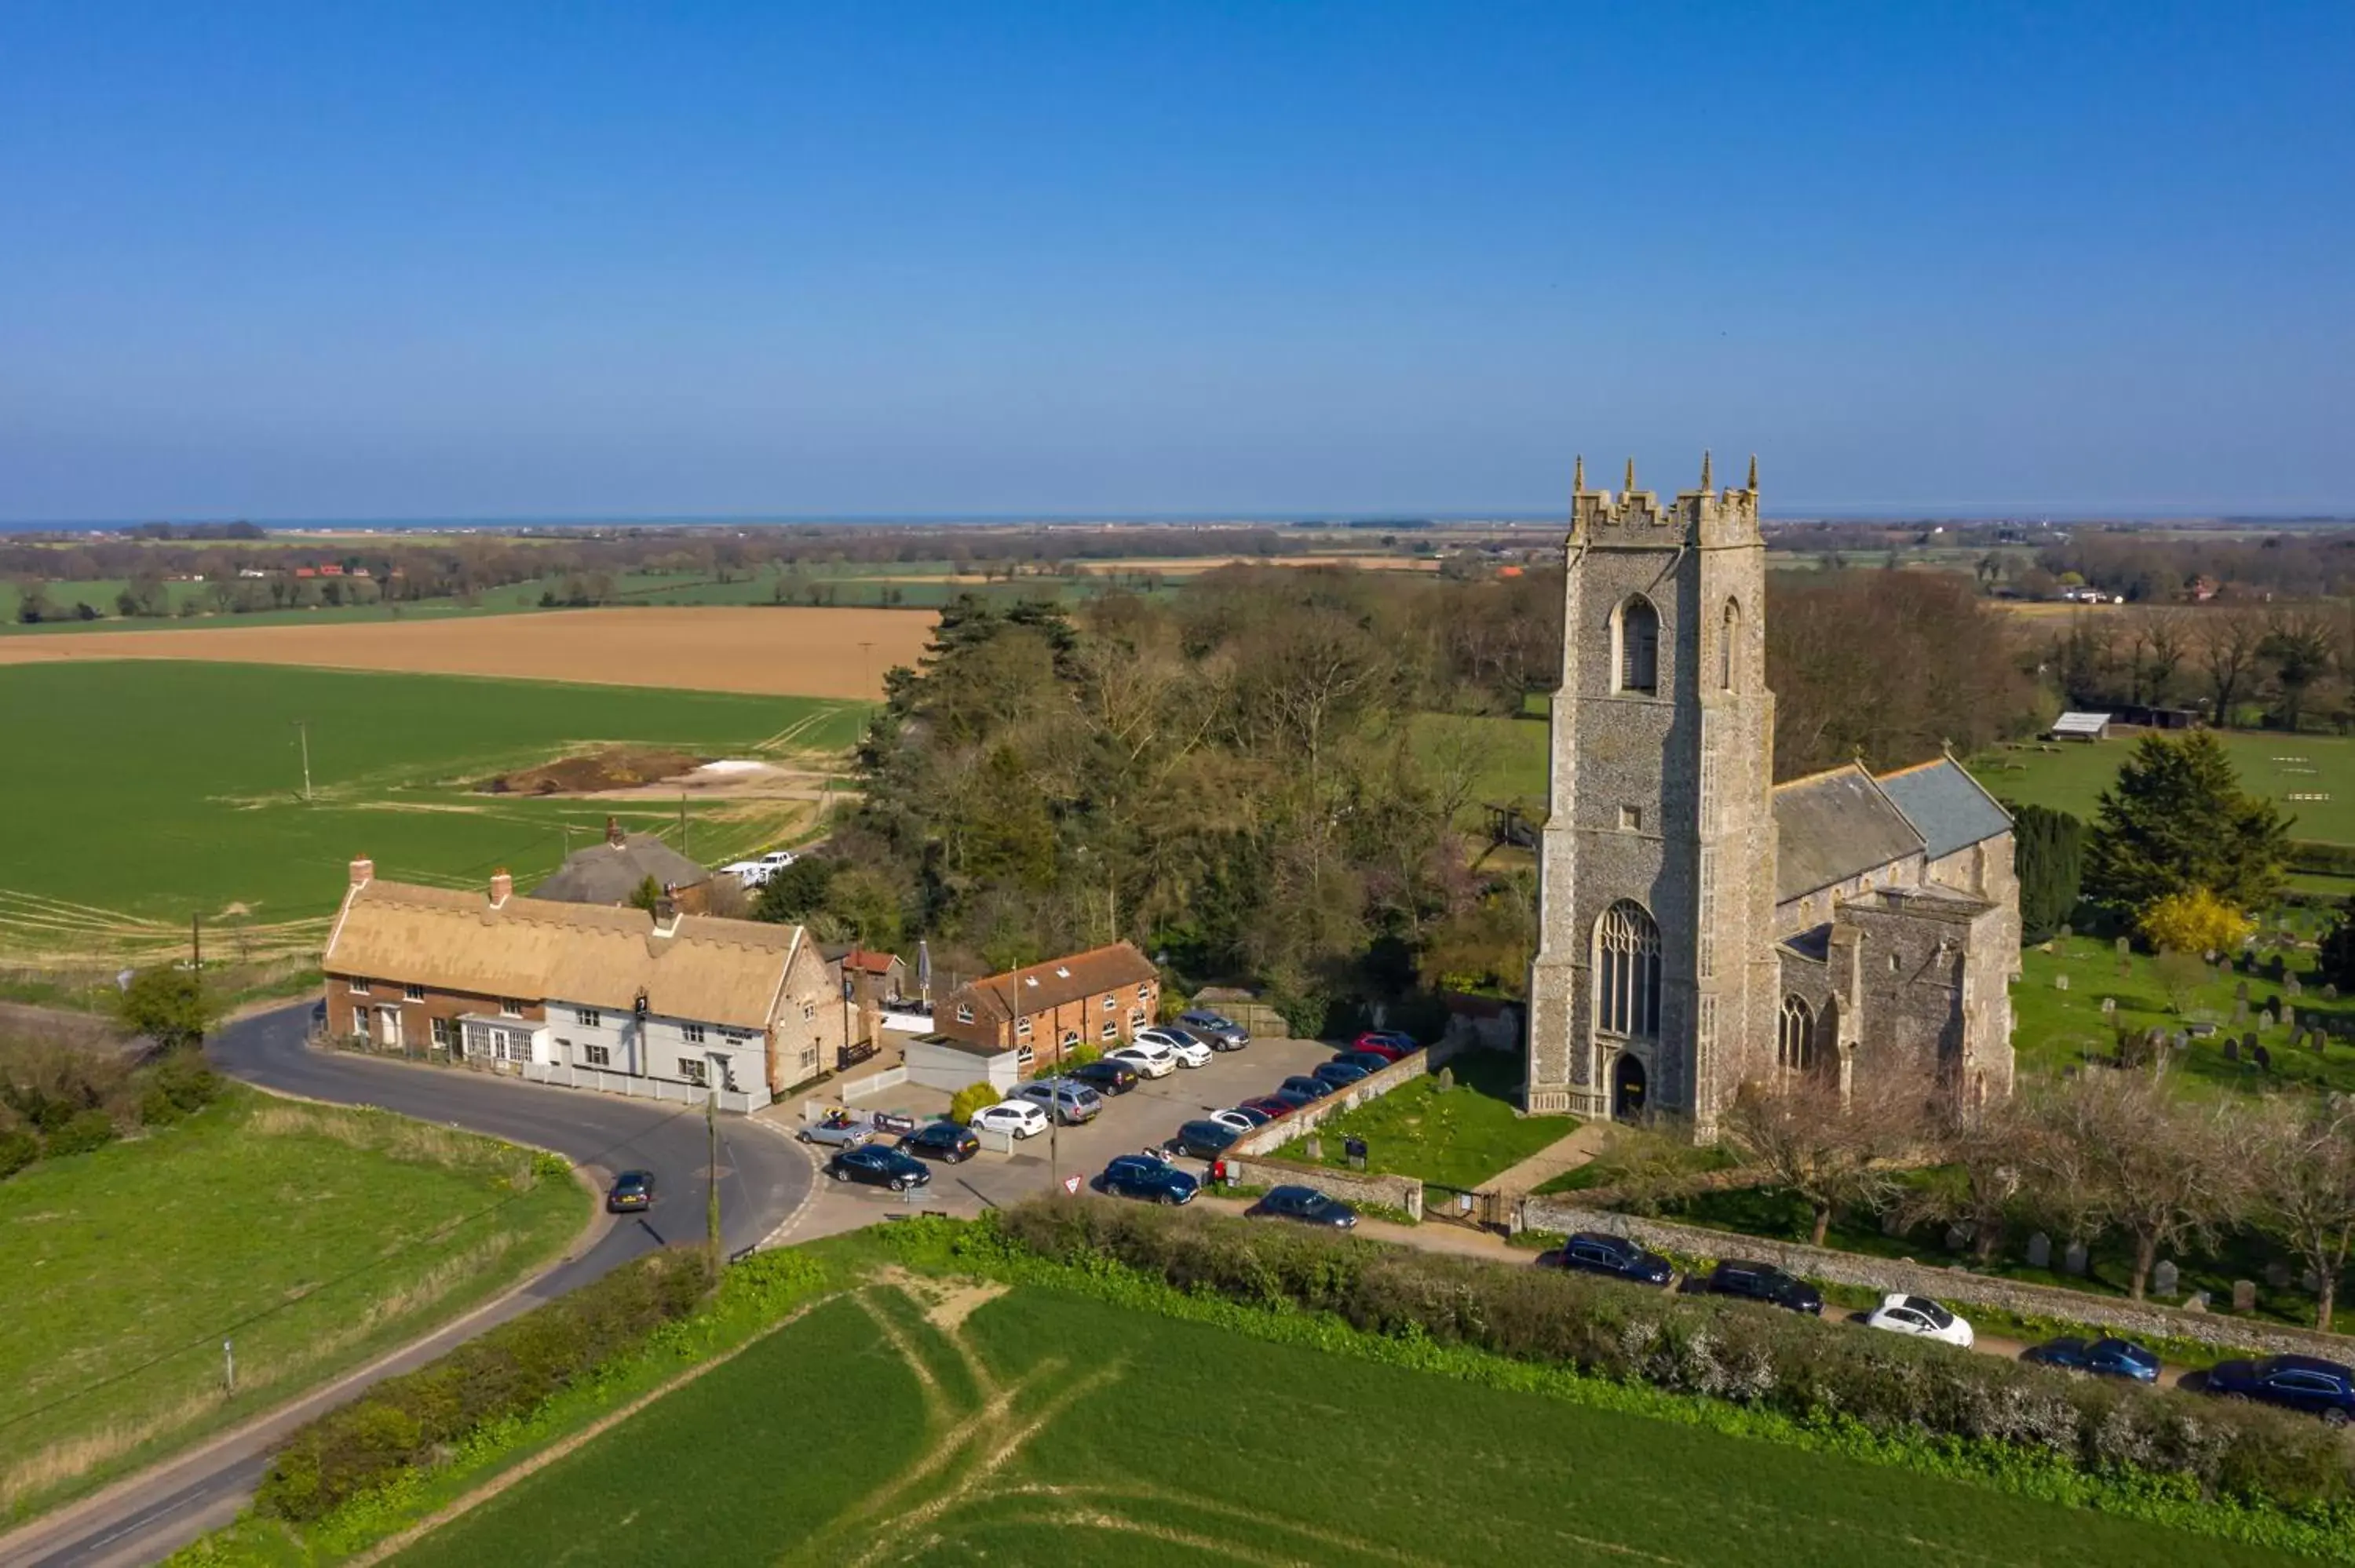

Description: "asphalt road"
0 1001 813 1568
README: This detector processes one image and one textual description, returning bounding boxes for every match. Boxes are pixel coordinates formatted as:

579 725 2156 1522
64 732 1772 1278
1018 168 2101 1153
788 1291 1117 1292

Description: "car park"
798 1110 877 1149
1068 1058 1140 1096
1700 1260 1824 1315
1136 1026 1214 1067
1863 1293 1974 1347
1311 1059 1371 1088
1013 1078 1105 1124
827 1145 933 1191
970 1100 1050 1140
604 1169 655 1212
1247 1185 1359 1229
1553 1232 1673 1287
898 1122 981 1163
1332 1050 1393 1075
1168 1119 1243 1159
1178 1010 1251 1049
1276 1074 1337 1101
1237 1095 1298 1121
2203 1355 2355 1425
2022 1336 2161 1383
1207 1107 1268 1133
1107 1040 1178 1078
1098 1154 1199 1205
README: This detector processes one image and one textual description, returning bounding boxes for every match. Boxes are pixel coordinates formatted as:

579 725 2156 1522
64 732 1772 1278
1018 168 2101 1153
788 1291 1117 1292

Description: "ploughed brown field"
0 606 937 698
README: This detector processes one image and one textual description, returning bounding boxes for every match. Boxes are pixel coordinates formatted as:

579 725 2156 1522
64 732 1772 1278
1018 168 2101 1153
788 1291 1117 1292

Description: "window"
678 1058 708 1088
1016 1043 1035 1068
430 1016 451 1048
575 1007 601 1027
1016 1016 1033 1037
956 1002 974 1024
1698 739 1718 831
1614 597 1659 694
583 1042 612 1067
1061 1029 1081 1048
801 1001 816 1021
346 978 370 995
1102 993 1117 1012
1720 598 1740 690
1779 996 1816 1073
403 983 425 1002
499 998 524 1018
352 1005 371 1036
1697 849 1716 981
1101 1018 1119 1040
1128 1008 1145 1026
1594 901 1661 1038
682 1023 706 1045
1137 982 1152 1000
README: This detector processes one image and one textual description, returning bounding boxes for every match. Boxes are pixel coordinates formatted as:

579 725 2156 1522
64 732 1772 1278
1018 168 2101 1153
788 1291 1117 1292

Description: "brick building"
933 942 1161 1069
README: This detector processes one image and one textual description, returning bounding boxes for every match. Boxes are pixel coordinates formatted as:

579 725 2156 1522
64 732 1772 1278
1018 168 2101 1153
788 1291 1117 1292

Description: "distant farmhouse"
533 816 713 909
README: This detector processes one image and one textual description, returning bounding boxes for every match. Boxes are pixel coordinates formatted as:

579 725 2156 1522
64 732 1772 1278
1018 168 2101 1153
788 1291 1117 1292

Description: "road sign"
1062 1173 1083 1195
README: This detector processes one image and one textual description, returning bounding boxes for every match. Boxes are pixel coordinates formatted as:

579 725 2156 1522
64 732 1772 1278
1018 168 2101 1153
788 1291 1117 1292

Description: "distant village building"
533 816 711 908
926 943 1161 1074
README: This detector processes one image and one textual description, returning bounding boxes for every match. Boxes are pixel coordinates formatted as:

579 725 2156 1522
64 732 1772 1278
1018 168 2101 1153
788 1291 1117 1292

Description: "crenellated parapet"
1570 451 1761 547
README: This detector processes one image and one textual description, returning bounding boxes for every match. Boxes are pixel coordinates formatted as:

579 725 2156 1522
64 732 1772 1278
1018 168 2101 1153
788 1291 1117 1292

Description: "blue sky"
2 2 2350 521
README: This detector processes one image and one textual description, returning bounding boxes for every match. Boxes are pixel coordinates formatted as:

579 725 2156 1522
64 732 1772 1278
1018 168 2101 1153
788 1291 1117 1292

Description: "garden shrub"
255 1246 712 1522
0 1127 38 1180
1064 1042 1101 1067
148 1048 221 1115
948 1082 1001 1124
43 1107 117 1158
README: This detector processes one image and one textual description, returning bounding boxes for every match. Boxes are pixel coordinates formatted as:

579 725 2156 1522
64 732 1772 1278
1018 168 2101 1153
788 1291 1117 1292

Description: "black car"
1331 1049 1393 1075
2022 1336 2162 1384
898 1122 981 1163
1167 1119 1243 1160
2203 1354 2355 1425
1068 1058 1141 1096
827 1145 933 1191
1098 1154 1200 1205
1701 1259 1824 1315
1554 1231 1674 1287
605 1169 655 1212
1248 1184 1359 1229
1311 1059 1372 1088
1276 1075 1337 1101
1265 1087 1319 1112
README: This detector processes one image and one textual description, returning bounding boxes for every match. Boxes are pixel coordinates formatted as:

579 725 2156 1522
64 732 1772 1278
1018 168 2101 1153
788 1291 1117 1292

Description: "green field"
1970 731 2355 845
0 662 862 966
394 1281 2304 1568
1280 1047 1573 1189
0 1086 585 1522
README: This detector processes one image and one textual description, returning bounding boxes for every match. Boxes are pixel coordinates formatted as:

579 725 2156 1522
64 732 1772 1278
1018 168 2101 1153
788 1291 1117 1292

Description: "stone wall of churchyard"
1218 1157 1425 1220
1223 1036 1470 1158
1520 1197 2355 1360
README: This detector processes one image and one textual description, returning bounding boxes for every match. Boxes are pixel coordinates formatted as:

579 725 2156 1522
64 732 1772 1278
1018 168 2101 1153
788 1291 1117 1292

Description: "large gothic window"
1721 599 1740 691
1779 995 1816 1073
1596 901 1661 1038
1615 597 1659 694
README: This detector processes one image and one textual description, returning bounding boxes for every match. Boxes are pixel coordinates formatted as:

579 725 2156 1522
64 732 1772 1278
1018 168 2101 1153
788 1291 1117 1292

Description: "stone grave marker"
1944 1224 1970 1253
2266 1260 2292 1289
2255 1043 2272 1071
2152 1260 2179 1296
2026 1232 2052 1269
2054 972 2069 991
2101 996 2116 1017
2236 979 2251 1001
2224 1037 2240 1062
2328 983 2342 1001
2233 998 2248 1024
2063 1240 2089 1276
2287 974 2304 997
2232 1278 2258 1313
1304 1135 1324 1161
2183 1290 2210 1313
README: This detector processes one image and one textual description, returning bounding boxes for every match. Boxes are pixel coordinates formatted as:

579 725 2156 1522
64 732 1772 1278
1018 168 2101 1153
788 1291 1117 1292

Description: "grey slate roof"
1875 758 2014 862
1772 764 1925 904
531 834 710 906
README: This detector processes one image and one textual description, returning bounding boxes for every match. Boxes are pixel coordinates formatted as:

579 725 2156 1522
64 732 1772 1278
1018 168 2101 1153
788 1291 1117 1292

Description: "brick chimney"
605 815 626 848
652 894 681 937
489 869 513 907
349 856 374 888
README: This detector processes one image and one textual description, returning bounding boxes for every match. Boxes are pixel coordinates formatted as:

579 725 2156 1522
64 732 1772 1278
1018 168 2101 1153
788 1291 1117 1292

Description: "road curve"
0 1001 812 1568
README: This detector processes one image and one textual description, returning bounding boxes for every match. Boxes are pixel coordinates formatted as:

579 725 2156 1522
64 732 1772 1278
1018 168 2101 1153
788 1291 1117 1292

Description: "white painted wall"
542 998 766 1099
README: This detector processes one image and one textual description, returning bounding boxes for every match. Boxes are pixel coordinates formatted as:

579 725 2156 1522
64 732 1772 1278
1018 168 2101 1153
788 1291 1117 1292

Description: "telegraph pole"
191 913 202 970
292 719 313 803
705 1088 721 1268
859 640 874 696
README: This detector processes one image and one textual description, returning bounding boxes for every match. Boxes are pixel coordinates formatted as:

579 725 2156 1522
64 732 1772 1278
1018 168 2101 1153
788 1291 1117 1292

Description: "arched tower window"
1720 598 1740 691
1614 597 1659 695
1779 995 1816 1072
1596 901 1661 1038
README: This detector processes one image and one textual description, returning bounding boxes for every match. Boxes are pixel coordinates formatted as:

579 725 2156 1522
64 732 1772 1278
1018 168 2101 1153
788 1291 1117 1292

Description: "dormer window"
955 1002 974 1024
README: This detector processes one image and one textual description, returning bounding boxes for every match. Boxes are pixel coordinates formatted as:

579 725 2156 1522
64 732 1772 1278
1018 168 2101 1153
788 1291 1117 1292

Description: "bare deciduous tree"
1721 1069 1930 1245
1901 1096 2032 1264
2251 1095 2355 1332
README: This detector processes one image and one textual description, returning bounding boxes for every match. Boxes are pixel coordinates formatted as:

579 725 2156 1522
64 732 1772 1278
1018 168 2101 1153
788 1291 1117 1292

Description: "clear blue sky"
2 2 2350 521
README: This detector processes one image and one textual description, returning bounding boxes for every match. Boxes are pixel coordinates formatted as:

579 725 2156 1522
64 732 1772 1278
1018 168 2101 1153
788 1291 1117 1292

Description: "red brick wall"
326 971 539 1052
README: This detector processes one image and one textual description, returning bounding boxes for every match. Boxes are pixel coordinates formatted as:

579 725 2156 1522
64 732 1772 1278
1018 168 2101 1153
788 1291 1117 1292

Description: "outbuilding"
903 1031 1024 1096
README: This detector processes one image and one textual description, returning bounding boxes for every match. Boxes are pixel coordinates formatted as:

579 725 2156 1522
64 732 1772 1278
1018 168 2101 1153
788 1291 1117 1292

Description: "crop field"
0 1086 584 1522
0 662 864 968
1971 730 2355 844
393 1281 2302 1568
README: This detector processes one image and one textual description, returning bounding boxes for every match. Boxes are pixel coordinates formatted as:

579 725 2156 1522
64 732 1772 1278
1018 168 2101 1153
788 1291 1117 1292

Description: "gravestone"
2101 997 2116 1017
2243 1030 2258 1055
1304 1136 1324 1161
2287 974 2304 997
2255 1043 2273 1071
2224 1037 2240 1062
2236 979 2251 1001
2262 1008 2278 1031
2053 972 2068 991
2329 983 2342 1001
2233 998 2248 1025
1944 1224 1970 1253
2317 1030 2330 1054
2026 1231 2052 1269
2183 1290 2210 1313
2152 1260 2180 1296
2063 1240 2089 1276
2233 1278 2258 1314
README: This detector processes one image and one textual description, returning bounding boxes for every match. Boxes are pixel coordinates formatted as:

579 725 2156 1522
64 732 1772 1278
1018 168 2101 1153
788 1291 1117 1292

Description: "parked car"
604 1169 655 1213
2203 1355 2355 1425
721 848 799 888
1107 1039 1178 1078
2022 1336 2162 1383
798 1110 877 1149
827 1145 933 1191
1332 1049 1393 1075
1351 1031 1418 1060
1098 1154 1199 1205
1265 1088 1319 1112
1276 1074 1338 1101
1311 1059 1371 1088
1167 1119 1243 1159
1864 1293 1974 1347
1067 1058 1140 1096
1553 1232 1673 1287
1700 1260 1824 1315
1247 1184 1359 1229
1137 1026 1214 1067
1237 1095 1298 1121
1013 1078 1104 1125
1209 1106 1271 1133
898 1122 981 1163
1178 1009 1250 1049
970 1100 1050 1140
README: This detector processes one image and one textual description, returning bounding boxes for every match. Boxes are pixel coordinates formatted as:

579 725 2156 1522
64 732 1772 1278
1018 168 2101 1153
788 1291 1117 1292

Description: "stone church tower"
1524 454 1778 1139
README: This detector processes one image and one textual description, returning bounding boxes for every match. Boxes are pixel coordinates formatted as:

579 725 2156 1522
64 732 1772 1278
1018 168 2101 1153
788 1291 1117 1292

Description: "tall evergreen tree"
2010 803 2085 941
2083 731 2287 913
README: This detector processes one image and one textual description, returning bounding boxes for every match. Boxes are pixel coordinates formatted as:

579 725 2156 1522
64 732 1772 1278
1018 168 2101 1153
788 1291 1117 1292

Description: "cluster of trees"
2030 527 2355 603
2072 731 2291 958
2046 603 2355 731
0 968 227 1179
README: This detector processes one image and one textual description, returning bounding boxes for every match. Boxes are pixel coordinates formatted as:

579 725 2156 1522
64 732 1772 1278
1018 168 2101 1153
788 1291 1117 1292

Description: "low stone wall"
1521 1198 2348 1360
1225 1036 1467 1158
1221 1156 1424 1220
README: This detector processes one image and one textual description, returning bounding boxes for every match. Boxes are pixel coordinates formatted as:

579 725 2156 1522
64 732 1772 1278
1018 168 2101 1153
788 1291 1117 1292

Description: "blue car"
2023 1336 2161 1383
1277 1075 1338 1101
826 1145 933 1191
2203 1354 2355 1424
1311 1059 1371 1088
1247 1184 1358 1229
1167 1119 1242 1160
1331 1050 1393 1075
1098 1154 1199 1205
1554 1231 1674 1288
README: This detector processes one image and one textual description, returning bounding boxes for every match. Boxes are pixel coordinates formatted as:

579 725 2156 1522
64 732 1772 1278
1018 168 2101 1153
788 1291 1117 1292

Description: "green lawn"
0 662 863 960
394 1282 2306 1568
0 1085 585 1523
1277 1048 1573 1189
1970 730 2355 845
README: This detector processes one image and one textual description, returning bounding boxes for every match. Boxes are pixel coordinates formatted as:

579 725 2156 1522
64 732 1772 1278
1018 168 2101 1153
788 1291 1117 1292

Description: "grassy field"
0 1085 585 1522
1277 1049 1572 1189
0 662 861 968
393 1280 2306 1568
1970 730 2355 844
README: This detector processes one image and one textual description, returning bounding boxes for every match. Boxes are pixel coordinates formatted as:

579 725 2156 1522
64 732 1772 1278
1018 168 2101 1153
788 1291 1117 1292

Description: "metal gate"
1422 1183 1506 1232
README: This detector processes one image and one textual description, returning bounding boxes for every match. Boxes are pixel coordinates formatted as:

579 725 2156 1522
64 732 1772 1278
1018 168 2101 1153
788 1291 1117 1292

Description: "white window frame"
430 1016 451 1048
583 1042 612 1067
499 997 525 1019
1016 1016 1033 1037
1100 1017 1119 1040
403 983 425 1002
576 1007 601 1028
1102 992 1117 1012
1136 982 1151 1000
678 1057 708 1088
956 1002 974 1024
346 978 370 995
682 1022 706 1045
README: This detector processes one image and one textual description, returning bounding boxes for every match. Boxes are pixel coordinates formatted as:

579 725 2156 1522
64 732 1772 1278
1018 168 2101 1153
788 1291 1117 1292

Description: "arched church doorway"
1612 1053 1648 1119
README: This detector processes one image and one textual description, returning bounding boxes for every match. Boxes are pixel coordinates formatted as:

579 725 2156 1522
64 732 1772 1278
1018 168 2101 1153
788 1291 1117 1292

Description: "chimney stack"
605 815 626 848
489 869 513 906
349 856 374 888
652 894 681 935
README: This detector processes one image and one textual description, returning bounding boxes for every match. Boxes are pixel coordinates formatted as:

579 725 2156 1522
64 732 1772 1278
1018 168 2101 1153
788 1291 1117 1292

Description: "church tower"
1524 454 1777 1139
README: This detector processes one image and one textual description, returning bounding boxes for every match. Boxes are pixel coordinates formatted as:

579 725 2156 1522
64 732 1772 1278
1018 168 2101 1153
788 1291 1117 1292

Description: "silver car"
1013 1078 1104 1125
796 1114 876 1149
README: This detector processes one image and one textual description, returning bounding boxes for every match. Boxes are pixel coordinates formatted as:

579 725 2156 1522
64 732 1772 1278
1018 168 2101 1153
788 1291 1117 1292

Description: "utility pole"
705 1088 721 1268
191 913 202 970
859 640 874 697
292 719 313 803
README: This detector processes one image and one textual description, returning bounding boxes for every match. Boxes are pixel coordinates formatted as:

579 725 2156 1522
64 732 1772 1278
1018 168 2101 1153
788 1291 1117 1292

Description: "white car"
1206 1108 1260 1135
969 1101 1050 1140
1137 1026 1213 1068
721 849 800 888
1108 1040 1178 1078
1864 1293 1974 1348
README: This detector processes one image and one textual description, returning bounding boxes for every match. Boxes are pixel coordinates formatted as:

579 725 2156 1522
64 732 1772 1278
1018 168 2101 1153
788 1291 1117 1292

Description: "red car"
1237 1095 1298 1121
1351 1031 1417 1061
